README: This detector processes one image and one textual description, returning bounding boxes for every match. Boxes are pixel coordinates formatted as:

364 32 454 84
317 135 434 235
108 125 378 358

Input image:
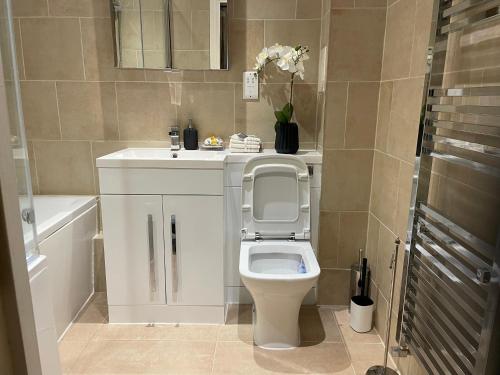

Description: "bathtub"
28 195 98 339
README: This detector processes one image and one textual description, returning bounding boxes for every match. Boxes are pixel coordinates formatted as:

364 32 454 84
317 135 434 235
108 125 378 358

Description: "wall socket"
243 71 259 100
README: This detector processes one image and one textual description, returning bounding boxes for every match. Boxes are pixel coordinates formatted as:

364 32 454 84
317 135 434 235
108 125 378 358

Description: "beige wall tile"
375 81 393 153
177 83 235 141
321 150 374 211
376 223 398 298
33 141 95 195
116 82 176 140
410 0 434 77
21 81 60 140
27 141 39 194
345 82 379 148
323 82 347 149
205 20 264 83
395 161 414 239
12 0 47 16
233 0 296 19
356 0 387 7
264 20 321 84
370 151 399 231
14 20 25 80
337 211 368 268
366 213 380 282
48 0 110 16
328 8 386 81
296 0 322 19
318 269 350 305
21 18 85 80
57 82 119 140
93 237 106 292
318 211 340 267
386 78 424 162
381 0 416 80
81 18 145 82
331 0 354 8
145 70 204 82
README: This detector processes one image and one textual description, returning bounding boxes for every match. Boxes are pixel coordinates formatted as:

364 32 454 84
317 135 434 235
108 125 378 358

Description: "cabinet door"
101 195 166 306
163 195 224 306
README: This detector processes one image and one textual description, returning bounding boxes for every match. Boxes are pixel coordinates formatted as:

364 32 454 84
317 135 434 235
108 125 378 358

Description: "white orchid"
253 44 311 125
254 44 309 79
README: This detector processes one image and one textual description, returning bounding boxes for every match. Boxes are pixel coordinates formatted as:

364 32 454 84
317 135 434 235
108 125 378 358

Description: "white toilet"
238 155 320 349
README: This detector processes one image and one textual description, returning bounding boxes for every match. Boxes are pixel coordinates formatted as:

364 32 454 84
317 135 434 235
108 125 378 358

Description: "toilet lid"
241 155 310 240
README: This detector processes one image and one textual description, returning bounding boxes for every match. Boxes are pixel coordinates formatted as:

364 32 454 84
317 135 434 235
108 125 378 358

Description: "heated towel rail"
396 0 500 374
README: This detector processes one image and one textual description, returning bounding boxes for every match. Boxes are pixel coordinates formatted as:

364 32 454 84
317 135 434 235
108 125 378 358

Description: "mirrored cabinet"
111 0 229 70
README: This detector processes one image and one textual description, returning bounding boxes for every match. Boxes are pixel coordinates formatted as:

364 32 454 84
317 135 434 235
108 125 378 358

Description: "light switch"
243 71 259 100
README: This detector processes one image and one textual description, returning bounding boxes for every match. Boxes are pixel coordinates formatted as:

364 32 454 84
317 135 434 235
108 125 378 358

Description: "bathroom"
0 0 499 374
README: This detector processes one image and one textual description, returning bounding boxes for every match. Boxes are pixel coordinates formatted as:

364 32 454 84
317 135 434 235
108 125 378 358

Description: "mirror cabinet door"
111 0 228 70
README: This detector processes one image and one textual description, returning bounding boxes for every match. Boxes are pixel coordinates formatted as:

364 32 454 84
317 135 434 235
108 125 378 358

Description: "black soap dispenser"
183 119 198 150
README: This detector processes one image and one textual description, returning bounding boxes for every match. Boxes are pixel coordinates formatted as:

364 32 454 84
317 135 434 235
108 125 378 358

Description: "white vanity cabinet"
101 195 166 307
98 160 225 324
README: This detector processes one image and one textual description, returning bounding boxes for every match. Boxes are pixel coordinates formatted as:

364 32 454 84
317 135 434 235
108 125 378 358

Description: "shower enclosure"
0 0 38 259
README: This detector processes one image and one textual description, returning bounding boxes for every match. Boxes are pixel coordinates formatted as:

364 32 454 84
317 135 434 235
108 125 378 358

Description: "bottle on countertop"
183 119 198 150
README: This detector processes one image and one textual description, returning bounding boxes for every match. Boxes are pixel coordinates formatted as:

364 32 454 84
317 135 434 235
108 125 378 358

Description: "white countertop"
96 148 323 169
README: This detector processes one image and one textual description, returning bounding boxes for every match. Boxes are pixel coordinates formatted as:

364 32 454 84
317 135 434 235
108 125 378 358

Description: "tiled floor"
59 293 397 374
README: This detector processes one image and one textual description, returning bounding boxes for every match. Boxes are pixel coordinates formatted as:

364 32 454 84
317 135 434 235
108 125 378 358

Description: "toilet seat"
240 155 310 241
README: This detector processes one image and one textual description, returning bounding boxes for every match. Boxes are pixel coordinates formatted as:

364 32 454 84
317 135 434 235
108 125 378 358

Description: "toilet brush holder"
350 296 374 333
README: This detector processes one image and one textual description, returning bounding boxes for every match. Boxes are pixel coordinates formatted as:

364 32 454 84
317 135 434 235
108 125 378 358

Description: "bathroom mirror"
111 0 229 70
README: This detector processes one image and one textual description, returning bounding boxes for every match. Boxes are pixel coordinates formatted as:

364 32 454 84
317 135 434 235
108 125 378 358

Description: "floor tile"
300 306 343 344
58 340 88 373
333 306 350 326
71 340 215 374
94 323 219 341
62 323 102 342
75 302 108 324
213 341 352 374
340 324 382 346
217 323 254 342
348 343 397 375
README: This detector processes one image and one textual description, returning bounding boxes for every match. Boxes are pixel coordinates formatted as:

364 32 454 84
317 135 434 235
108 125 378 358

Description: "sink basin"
96 148 227 169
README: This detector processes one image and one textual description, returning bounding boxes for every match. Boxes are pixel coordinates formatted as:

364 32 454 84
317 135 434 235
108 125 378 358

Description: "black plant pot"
274 122 299 154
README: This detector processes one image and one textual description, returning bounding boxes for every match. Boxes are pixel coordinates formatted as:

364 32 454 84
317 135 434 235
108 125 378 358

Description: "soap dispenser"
183 119 198 150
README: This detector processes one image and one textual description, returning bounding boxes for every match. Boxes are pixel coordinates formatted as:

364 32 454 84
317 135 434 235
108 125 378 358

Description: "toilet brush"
365 238 401 375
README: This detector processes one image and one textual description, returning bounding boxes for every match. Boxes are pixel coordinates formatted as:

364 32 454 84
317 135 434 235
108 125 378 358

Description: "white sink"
96 148 227 169
96 148 323 169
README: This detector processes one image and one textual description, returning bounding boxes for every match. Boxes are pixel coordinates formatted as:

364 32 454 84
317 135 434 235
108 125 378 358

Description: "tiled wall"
317 0 386 305
15 0 324 195
366 0 433 373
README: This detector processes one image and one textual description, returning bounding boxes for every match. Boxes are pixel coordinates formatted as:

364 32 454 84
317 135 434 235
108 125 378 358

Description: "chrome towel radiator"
396 0 500 374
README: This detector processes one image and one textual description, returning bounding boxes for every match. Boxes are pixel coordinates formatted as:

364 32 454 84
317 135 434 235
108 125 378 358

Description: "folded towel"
229 138 261 146
229 143 260 150
230 133 261 144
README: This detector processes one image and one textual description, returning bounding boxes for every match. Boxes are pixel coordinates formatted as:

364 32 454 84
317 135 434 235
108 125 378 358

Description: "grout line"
209 340 218 374
78 17 87 80
53 81 63 139
114 82 121 140
342 82 349 148
17 19 27 80
30 142 40 194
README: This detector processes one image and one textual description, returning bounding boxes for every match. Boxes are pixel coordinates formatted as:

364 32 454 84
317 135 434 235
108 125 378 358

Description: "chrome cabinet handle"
147 214 157 295
171 215 178 299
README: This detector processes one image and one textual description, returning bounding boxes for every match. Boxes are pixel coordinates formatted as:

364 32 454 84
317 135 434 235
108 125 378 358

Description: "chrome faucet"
169 126 180 151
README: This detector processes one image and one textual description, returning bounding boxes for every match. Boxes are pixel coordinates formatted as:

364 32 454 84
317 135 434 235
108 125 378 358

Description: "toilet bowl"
238 155 320 349
239 241 320 349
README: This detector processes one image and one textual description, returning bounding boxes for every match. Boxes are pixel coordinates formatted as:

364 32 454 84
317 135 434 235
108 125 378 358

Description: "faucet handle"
168 126 179 136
